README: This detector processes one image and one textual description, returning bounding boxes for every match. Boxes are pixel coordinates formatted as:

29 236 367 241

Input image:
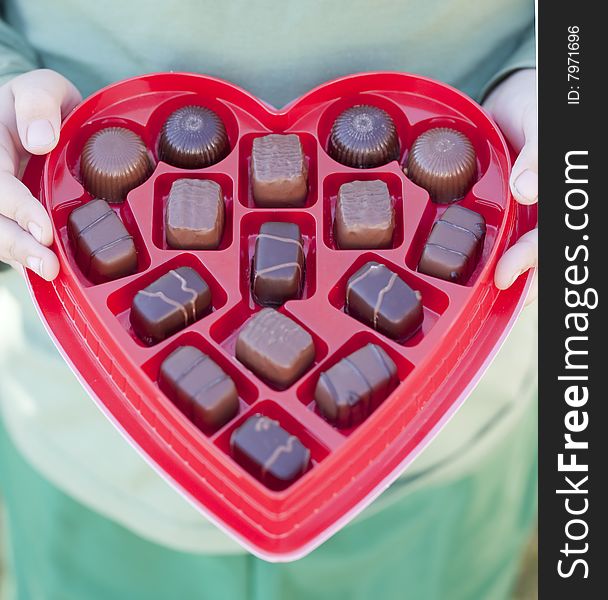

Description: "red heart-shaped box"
22 72 535 561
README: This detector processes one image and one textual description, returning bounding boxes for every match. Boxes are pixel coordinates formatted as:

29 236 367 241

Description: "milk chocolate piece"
67 199 137 283
235 309 315 388
130 267 211 345
80 127 153 203
159 346 238 432
165 179 225 249
251 134 308 207
328 105 399 168
315 344 398 428
230 414 310 489
405 128 476 203
346 262 423 341
418 205 486 284
335 180 395 249
158 105 229 169
252 222 304 306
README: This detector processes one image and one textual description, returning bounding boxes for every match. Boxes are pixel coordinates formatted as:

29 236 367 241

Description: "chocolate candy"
158 105 229 169
80 127 153 203
346 262 423 341
405 128 476 204
230 414 310 489
236 309 315 388
251 134 308 207
252 222 304 306
165 179 225 249
328 105 399 169
130 267 211 345
159 346 239 432
67 199 137 283
335 180 395 249
315 344 398 428
418 205 486 284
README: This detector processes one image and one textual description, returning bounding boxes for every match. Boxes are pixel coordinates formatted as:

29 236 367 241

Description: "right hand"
0 69 81 280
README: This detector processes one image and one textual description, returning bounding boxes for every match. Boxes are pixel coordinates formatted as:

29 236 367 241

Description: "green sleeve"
481 23 536 100
0 10 39 87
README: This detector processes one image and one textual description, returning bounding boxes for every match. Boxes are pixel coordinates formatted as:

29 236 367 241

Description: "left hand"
483 68 537 304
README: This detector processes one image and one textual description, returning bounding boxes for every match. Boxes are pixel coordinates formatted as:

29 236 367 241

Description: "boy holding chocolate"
0 1 537 599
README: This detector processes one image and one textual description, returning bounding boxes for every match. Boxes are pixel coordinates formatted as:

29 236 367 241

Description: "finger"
0 214 59 280
510 103 538 206
525 268 538 306
0 170 54 245
494 228 538 290
10 69 81 155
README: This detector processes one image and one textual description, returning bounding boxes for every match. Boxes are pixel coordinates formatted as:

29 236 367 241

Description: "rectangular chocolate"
159 345 239 432
230 414 310 489
335 180 395 249
252 222 304 306
165 179 225 250
68 199 137 283
235 308 315 388
346 262 423 341
130 266 211 345
314 343 398 428
251 134 308 207
418 205 486 284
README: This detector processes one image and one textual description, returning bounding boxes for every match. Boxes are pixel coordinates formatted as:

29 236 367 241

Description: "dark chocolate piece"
252 222 304 306
159 105 229 169
230 414 310 489
405 128 476 204
315 343 398 428
235 308 315 388
80 127 153 203
251 134 308 207
418 205 486 284
346 262 423 341
165 179 225 249
335 180 395 249
328 105 399 169
130 266 211 345
67 199 137 283
159 346 239 432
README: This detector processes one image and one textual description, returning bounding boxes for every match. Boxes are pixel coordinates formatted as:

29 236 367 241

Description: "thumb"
510 104 538 206
10 69 81 155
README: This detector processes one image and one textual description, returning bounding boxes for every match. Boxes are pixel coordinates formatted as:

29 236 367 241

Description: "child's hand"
483 68 537 304
0 69 81 280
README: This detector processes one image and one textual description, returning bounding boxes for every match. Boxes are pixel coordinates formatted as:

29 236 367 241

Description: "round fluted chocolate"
80 127 153 203
158 105 229 169
328 105 399 168
406 128 477 204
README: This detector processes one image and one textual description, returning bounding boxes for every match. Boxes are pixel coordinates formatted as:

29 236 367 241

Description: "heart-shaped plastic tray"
23 72 535 560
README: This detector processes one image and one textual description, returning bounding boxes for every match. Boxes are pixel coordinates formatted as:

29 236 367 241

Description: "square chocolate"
235 309 315 388
335 180 395 249
251 134 308 207
130 267 211 345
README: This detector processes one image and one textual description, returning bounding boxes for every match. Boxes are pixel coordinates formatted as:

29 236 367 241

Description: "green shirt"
1 0 534 104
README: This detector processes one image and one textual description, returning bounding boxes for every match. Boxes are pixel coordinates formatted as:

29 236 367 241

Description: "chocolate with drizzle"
68 199 137 283
159 345 239 432
418 205 486 284
315 343 398 428
345 262 423 341
130 267 211 345
230 414 310 489
251 222 305 306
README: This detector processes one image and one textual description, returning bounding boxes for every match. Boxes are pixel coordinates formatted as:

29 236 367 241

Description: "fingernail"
28 221 43 243
513 170 537 203
26 256 42 276
26 120 55 149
